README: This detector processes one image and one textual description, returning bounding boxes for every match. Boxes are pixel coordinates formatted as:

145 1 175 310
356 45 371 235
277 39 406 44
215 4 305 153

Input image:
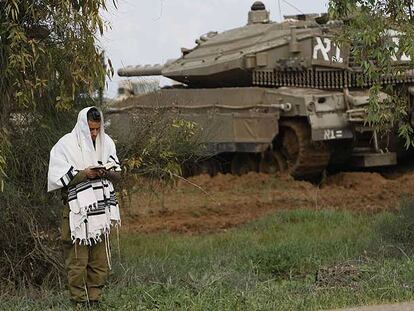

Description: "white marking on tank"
313 37 331 61
313 37 343 63
323 129 345 140
324 129 335 140
334 45 344 63
390 34 411 61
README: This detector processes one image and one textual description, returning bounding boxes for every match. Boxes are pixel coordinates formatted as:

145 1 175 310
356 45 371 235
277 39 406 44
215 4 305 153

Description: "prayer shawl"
47 107 121 245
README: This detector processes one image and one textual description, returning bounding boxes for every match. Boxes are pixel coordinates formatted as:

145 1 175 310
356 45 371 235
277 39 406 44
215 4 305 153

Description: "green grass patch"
3 208 414 310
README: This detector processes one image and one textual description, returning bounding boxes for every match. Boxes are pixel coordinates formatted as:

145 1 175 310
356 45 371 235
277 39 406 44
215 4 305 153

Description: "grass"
2 208 414 310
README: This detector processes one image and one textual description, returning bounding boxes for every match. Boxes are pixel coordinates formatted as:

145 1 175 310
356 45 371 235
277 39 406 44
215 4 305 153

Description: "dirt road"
121 169 414 234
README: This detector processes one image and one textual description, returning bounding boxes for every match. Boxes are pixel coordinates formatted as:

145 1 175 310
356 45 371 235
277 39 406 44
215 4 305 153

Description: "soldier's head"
87 107 101 142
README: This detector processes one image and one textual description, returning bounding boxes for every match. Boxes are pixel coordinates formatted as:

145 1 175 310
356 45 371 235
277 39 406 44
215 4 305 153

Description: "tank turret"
118 2 413 89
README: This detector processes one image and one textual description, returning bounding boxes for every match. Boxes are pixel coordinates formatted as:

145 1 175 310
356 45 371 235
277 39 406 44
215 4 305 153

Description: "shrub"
0 103 97 289
376 197 414 252
108 108 205 182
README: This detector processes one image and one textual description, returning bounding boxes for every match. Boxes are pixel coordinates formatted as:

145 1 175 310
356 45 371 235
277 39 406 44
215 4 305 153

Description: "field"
2 171 414 310
123 170 413 234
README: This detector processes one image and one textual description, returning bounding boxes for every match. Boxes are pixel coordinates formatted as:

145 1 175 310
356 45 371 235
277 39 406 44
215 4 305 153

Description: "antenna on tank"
281 0 304 14
277 0 282 21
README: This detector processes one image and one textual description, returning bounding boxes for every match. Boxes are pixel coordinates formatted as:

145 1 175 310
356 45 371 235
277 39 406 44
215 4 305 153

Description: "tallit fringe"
68 179 121 245
71 223 112 246
104 233 112 270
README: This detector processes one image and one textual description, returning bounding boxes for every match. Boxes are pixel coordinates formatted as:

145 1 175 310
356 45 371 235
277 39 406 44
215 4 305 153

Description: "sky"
101 0 329 98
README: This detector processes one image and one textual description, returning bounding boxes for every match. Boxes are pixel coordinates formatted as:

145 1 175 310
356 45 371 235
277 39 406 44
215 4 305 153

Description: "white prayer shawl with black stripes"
47 106 121 245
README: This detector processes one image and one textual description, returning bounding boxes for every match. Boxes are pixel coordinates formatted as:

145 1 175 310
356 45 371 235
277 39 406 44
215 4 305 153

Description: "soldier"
47 107 121 306
116 80 135 101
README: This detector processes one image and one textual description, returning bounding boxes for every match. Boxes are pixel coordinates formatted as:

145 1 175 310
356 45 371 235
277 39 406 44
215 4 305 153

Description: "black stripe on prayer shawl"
68 196 77 203
67 166 74 180
109 155 121 165
67 183 94 202
87 210 106 216
109 191 119 205
61 166 75 187
97 199 111 207
73 183 93 193
68 180 90 192
60 177 67 187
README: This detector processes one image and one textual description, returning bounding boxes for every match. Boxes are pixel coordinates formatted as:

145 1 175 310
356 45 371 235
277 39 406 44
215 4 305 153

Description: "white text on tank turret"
387 30 411 62
313 37 343 63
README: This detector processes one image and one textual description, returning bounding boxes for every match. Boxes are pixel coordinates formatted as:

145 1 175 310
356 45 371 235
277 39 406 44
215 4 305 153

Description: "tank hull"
109 86 406 179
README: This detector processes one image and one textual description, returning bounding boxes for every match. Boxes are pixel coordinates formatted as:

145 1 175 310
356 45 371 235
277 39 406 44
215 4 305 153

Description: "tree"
0 0 114 286
329 0 414 147
0 0 114 189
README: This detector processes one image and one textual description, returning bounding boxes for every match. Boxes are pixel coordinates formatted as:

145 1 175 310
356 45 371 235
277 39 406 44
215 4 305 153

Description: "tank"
111 1 414 179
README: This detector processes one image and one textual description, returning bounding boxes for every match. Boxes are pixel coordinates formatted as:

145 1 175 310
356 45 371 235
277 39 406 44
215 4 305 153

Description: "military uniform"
62 206 109 302
61 171 117 303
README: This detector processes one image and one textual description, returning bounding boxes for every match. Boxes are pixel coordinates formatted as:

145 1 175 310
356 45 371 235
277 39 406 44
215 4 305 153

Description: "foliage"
328 0 414 147
109 109 205 183
0 0 114 287
5 209 414 310
376 197 414 252
0 0 113 187
0 107 82 288
0 132 9 192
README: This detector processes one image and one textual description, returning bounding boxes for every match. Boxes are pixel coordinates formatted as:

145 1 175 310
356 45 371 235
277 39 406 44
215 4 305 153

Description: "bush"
376 197 414 252
108 108 205 182
0 0 114 290
251 239 351 279
0 103 92 289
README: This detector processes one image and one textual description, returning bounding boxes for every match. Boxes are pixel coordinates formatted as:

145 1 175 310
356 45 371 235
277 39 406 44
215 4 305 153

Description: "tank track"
280 120 331 180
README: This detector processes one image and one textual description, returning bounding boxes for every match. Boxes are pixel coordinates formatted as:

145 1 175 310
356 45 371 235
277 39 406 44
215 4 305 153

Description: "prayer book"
91 162 117 171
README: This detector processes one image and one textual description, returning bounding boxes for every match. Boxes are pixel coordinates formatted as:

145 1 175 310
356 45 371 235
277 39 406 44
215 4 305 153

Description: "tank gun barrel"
118 64 163 77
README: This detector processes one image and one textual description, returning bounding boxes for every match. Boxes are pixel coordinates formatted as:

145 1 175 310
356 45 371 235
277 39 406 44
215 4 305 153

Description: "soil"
121 168 414 235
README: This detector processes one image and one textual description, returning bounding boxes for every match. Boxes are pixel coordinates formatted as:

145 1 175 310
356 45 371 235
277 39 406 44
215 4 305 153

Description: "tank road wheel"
279 120 330 180
194 159 220 176
259 150 287 174
231 153 258 175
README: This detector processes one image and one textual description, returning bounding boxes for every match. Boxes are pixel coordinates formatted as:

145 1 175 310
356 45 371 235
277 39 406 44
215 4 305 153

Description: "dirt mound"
122 170 414 234
325 172 387 189
182 172 274 191
395 170 414 184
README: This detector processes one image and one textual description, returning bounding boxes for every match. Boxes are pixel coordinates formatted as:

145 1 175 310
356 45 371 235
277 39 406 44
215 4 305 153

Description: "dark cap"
87 107 101 122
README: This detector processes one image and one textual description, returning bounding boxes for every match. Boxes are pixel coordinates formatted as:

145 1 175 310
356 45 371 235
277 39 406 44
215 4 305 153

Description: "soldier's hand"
85 167 100 179
96 169 107 178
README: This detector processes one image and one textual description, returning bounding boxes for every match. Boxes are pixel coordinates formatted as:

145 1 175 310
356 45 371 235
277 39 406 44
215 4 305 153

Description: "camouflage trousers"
61 206 109 303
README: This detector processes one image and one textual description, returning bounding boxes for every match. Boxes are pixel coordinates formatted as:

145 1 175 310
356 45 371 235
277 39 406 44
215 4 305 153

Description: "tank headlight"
307 102 315 112
282 103 292 112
